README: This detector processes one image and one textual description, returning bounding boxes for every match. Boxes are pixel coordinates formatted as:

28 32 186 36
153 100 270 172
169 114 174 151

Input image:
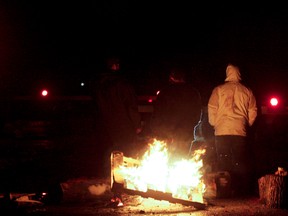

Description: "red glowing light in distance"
41 89 48 96
270 97 278 106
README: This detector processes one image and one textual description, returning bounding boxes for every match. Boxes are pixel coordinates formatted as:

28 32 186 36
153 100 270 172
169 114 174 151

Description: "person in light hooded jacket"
208 63 257 197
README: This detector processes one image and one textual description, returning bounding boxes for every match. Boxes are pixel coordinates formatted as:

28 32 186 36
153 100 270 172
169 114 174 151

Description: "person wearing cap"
208 63 257 197
150 67 202 160
90 56 143 176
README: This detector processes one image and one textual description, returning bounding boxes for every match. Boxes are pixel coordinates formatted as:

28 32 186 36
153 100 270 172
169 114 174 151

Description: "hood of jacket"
225 64 241 82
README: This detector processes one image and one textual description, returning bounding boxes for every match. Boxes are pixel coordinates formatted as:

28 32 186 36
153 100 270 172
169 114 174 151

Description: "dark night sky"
1 1 288 102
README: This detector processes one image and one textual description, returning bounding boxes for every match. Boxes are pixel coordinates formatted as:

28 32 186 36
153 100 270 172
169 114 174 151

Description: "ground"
2 177 288 216
42 197 288 216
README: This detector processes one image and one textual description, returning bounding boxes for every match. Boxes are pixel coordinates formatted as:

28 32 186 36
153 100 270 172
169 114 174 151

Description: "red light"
41 89 48 97
270 97 278 106
148 98 153 103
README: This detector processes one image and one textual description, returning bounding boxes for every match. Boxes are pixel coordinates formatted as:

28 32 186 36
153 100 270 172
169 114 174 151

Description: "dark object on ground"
258 174 288 209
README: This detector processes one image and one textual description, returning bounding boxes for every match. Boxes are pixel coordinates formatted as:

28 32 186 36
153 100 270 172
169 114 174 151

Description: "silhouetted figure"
150 68 202 160
91 57 143 164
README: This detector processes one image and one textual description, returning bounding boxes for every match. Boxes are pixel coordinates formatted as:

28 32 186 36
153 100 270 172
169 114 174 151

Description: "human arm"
248 91 257 126
207 88 219 127
119 80 143 133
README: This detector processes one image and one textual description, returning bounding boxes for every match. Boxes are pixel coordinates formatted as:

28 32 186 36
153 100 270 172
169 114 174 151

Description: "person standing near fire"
90 56 143 176
150 67 202 160
208 63 257 197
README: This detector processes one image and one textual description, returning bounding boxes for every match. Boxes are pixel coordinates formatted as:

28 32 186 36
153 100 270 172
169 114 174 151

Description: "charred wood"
111 182 206 210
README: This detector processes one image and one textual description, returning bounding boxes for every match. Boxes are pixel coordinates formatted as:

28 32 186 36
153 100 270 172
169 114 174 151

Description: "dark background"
0 1 288 104
0 1 287 197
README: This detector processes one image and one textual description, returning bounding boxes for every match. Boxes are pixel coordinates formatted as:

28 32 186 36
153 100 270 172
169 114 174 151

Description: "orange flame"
118 139 206 203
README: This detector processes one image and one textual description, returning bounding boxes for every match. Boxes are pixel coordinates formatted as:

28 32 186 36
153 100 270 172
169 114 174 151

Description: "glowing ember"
117 139 206 203
111 196 124 207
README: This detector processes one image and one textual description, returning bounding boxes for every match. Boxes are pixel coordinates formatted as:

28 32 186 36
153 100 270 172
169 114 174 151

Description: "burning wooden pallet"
110 151 207 210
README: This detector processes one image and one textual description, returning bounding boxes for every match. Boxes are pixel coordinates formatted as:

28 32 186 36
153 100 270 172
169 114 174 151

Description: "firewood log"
258 174 288 209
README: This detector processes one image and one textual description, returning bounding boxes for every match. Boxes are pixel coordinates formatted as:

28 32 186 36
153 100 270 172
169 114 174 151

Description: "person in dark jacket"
150 68 202 160
91 57 143 175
